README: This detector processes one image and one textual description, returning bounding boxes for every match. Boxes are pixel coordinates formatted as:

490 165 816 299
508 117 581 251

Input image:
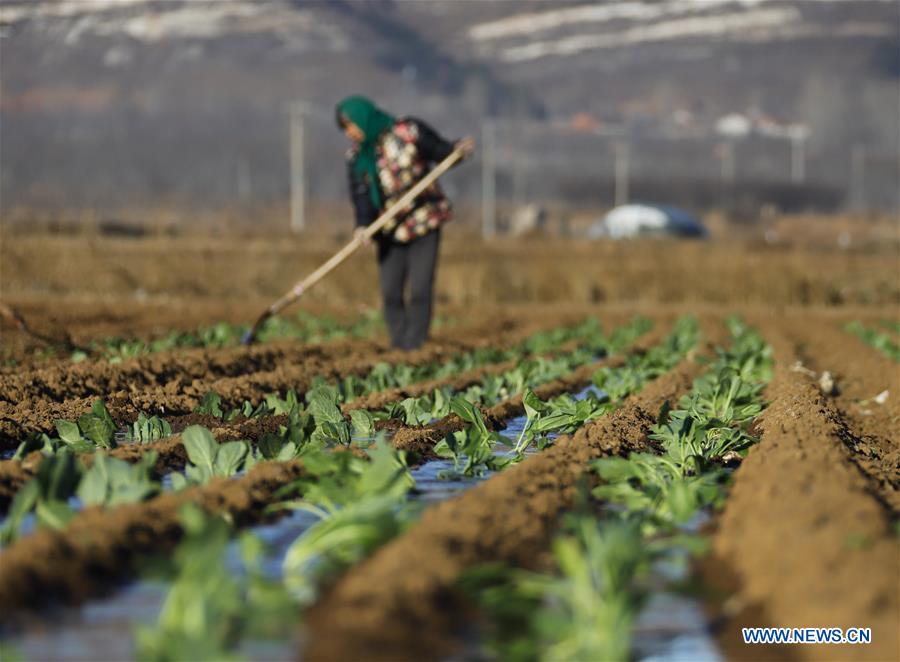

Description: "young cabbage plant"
513 389 614 456
246 408 318 467
592 316 699 402
348 409 376 442
13 431 66 459
194 391 225 418
605 316 653 354
54 399 118 450
593 454 727 530
306 385 351 446
263 389 302 416
462 516 651 662
594 317 771 531
682 370 764 428
127 412 173 443
135 504 296 662
170 426 249 490
226 399 274 422
254 433 301 463
0 451 82 544
278 441 417 604
77 451 162 507
429 387 453 419
433 397 512 479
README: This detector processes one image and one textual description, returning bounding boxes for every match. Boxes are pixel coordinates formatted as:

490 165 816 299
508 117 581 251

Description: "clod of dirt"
789 360 816 377
818 370 838 396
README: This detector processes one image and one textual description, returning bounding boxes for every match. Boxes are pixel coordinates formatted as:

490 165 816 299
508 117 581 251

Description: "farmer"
336 95 474 350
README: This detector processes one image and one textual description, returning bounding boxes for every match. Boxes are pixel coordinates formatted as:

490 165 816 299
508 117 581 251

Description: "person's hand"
455 136 476 160
354 227 372 246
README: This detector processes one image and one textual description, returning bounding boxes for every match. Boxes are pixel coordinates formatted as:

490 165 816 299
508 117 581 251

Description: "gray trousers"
377 230 440 350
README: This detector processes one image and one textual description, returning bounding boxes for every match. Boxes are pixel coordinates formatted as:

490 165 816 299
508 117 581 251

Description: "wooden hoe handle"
242 147 465 344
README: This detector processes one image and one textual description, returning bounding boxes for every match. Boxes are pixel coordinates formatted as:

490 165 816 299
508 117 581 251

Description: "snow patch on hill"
468 0 894 43
0 0 348 51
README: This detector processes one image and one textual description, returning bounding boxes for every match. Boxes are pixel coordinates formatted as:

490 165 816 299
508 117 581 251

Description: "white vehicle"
588 204 708 239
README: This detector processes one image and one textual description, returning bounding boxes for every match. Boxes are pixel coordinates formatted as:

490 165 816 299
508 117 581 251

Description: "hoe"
241 147 465 345
0 302 91 354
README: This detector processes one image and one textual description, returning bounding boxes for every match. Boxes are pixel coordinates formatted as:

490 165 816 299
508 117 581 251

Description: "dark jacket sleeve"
409 117 455 163
347 159 378 227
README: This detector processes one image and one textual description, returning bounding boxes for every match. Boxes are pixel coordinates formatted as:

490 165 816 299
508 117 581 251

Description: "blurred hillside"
1 0 898 223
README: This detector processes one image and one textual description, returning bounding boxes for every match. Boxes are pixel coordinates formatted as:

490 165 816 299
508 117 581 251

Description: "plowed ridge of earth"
302 318 726 661
387 321 672 460
0 315 579 448
0 314 644 511
0 458 306 619
0 316 654 611
776 315 899 511
704 321 899 662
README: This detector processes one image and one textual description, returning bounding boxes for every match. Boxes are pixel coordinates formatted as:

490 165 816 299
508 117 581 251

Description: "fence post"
289 101 307 234
481 119 496 238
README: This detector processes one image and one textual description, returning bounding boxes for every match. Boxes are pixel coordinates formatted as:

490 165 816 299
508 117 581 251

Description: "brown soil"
340 334 594 414
704 321 900 662
0 413 288 515
3 235 896 324
0 315 707 625
0 315 639 516
302 345 711 661
0 459 307 619
0 314 567 449
0 460 33 513
0 315 668 614
387 317 674 462
774 314 900 511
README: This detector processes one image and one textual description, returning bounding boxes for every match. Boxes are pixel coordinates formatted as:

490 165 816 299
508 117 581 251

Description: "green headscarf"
337 95 396 209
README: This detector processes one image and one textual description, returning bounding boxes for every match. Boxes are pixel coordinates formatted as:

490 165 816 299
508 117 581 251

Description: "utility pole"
718 141 737 214
790 134 806 184
614 140 630 206
289 101 307 234
512 97 527 209
850 143 866 211
237 158 251 201
481 119 496 238
719 141 736 185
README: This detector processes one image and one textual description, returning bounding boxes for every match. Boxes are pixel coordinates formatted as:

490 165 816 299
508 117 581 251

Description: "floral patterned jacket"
347 117 454 244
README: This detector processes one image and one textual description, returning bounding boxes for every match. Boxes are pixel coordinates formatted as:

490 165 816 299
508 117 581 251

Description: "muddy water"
633 512 723 662
4 507 318 661
4 386 721 662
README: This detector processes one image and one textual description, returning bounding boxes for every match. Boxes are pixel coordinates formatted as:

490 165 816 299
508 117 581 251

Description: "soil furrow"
776 315 899 511
386 319 674 461
0 316 567 448
0 459 307 620
0 319 627 510
339 342 582 415
0 313 652 511
703 323 900 662
302 351 708 661
0 317 675 620
0 316 541 404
